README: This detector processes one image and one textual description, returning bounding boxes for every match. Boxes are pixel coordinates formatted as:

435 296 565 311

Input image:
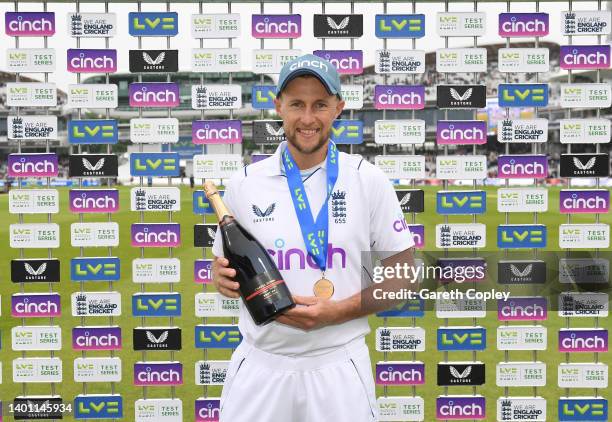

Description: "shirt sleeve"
211 179 235 258
368 166 415 258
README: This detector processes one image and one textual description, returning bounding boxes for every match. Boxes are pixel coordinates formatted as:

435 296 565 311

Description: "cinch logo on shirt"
268 239 347 270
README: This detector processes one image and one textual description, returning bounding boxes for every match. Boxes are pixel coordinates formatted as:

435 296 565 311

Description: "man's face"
274 75 345 155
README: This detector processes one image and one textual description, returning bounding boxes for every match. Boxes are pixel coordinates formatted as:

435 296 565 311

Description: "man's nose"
299 107 316 124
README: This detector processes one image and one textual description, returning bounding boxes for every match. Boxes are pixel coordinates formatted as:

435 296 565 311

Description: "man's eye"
316 103 328 109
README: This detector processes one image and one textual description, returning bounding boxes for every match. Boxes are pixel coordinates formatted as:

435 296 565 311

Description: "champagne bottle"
204 181 295 325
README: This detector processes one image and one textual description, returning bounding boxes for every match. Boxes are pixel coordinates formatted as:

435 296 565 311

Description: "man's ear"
335 99 346 119
274 97 282 116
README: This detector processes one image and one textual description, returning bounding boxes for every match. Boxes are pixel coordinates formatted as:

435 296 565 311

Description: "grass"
0 185 610 420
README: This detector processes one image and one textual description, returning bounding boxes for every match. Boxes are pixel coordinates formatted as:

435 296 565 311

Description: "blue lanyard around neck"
282 142 339 272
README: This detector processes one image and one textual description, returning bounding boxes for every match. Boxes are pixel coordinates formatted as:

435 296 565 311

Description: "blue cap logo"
277 54 342 98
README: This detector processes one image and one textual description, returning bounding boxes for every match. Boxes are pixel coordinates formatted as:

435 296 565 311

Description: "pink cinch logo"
251 15 301 38
560 45 611 70
129 83 180 108
67 49 117 73
5 12 55 36
267 239 346 270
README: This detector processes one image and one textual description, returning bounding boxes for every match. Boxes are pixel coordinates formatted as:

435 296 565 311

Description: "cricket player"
212 54 415 421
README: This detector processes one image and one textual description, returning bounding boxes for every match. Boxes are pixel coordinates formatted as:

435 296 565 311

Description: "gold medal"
313 278 334 299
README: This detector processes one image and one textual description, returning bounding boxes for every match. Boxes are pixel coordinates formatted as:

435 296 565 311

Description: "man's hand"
276 295 346 331
212 257 240 299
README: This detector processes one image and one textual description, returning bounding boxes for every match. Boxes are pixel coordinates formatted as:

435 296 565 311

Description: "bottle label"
245 279 286 301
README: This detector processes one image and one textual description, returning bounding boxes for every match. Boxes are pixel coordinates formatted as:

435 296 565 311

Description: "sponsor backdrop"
2 1 612 422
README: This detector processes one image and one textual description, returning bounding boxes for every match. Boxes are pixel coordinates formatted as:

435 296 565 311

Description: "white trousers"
220 338 377 422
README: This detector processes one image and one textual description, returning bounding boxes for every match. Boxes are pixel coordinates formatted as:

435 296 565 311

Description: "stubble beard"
285 128 330 155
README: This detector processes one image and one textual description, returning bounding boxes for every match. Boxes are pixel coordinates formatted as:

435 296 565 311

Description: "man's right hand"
212 257 241 299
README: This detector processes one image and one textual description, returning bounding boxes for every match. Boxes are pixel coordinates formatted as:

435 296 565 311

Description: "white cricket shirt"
212 141 414 356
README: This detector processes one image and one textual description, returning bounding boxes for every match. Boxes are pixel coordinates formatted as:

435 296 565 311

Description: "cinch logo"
130 152 180 177
193 120 242 144
128 12 178 36
69 190 119 213
393 223 424 248
132 294 181 317
196 399 220 422
313 50 363 74
560 190 609 213
71 257 120 282
72 327 121 350
331 120 363 144
288 59 327 72
134 363 183 386
252 15 301 38
498 298 547 321
195 325 242 349
561 45 611 69
559 398 608 421
436 191 486 215
75 396 123 418
437 121 486 145
67 49 117 73
251 85 277 109
499 84 548 107
5 12 55 36
375 85 425 110
393 217 412 233
267 239 347 270
12 294 61 317
194 260 213 283
498 225 547 248
437 328 486 351
499 13 549 37
559 330 608 352
8 153 58 177
131 223 181 247
498 155 548 178
69 120 118 144
375 14 425 38
129 83 179 107
376 363 425 385
436 397 486 419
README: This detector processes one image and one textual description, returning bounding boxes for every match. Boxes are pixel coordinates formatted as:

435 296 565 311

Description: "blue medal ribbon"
282 141 339 273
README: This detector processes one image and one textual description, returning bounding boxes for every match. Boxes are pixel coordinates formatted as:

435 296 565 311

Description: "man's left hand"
275 295 346 331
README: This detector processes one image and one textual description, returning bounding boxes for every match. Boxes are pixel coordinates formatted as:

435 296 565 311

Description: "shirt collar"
262 140 330 176
260 141 287 176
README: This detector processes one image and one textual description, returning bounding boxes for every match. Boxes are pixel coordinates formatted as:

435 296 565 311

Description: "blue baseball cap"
277 54 342 99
